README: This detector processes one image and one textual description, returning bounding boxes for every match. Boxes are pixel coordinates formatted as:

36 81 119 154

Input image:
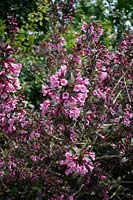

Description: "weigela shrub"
0 21 133 199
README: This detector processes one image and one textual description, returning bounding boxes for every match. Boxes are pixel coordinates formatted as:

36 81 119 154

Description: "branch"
95 153 133 161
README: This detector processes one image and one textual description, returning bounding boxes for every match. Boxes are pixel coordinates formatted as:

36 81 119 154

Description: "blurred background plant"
75 0 133 48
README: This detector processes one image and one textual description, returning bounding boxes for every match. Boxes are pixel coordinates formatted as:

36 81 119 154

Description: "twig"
111 70 128 94
95 153 133 161
122 70 132 102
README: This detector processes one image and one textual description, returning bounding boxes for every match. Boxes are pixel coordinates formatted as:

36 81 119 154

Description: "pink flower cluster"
40 65 89 120
60 147 95 175
7 16 19 34
0 43 22 133
123 104 133 126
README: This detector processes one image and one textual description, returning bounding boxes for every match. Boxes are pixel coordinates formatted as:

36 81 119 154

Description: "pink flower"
99 71 108 81
0 171 4 176
57 65 67 77
80 85 88 93
88 164 94 172
40 100 50 116
60 78 68 86
62 92 69 100
60 36 66 46
123 118 130 125
83 78 89 85
69 96 78 105
69 107 81 120
60 194 65 200
29 131 40 140
74 84 88 93
101 175 107 181
65 168 73 175
88 152 95 161
8 161 17 170
76 93 88 106
1 98 17 112
42 85 49 96
68 196 74 200
73 84 81 92
93 88 103 99
50 75 60 88
63 99 71 107
5 82 15 93
14 78 21 89
70 131 77 143
64 96 77 108
102 188 109 200
49 92 60 104
65 152 75 160
30 155 37 162
0 160 5 168
76 164 88 175
4 62 22 76
75 74 83 83
81 21 88 32
74 56 82 64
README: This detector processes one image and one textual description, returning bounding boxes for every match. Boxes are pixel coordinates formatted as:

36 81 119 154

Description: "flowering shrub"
40 65 89 120
0 43 21 133
0 15 133 200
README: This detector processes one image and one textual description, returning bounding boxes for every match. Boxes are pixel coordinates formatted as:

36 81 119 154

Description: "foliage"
75 0 133 48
